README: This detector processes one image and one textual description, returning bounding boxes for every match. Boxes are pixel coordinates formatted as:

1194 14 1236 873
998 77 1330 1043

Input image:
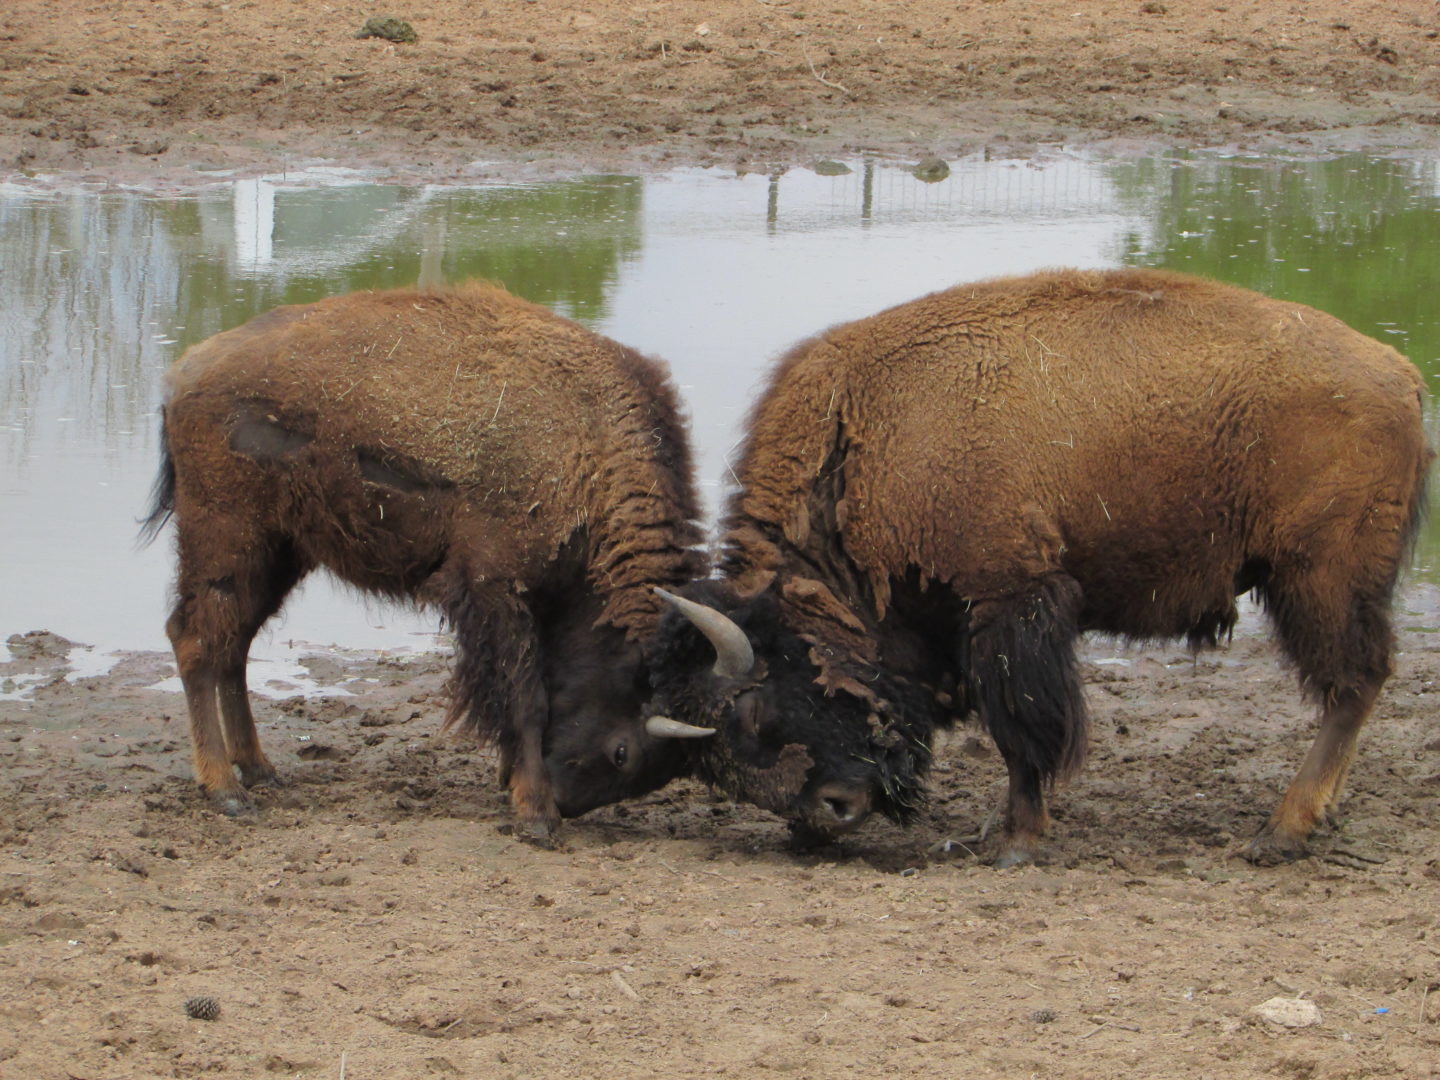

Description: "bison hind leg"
1244 682 1379 865
168 530 306 812
963 573 1088 866
1244 562 1399 864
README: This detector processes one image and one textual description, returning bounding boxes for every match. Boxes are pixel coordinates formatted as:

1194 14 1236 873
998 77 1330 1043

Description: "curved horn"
655 586 756 678
645 715 716 739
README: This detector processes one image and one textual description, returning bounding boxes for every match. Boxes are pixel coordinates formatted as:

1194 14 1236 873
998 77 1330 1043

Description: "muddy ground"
4 1 1440 1077
5 603 1440 1080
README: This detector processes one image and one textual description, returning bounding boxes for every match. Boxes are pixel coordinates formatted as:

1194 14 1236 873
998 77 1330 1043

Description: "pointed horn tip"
653 584 756 679
645 715 717 739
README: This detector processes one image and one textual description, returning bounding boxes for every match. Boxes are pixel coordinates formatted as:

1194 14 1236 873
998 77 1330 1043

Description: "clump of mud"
356 16 418 44
5 630 77 660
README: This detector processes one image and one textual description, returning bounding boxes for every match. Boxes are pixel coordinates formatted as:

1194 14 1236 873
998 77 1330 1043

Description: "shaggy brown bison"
143 283 714 840
647 267 1432 866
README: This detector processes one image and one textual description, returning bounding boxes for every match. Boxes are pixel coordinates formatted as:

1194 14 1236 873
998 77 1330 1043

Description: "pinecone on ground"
184 995 221 1021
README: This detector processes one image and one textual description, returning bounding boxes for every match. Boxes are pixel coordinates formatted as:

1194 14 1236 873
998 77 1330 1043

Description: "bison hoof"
238 763 283 788
209 789 257 817
991 847 1036 870
1241 828 1310 866
514 817 560 850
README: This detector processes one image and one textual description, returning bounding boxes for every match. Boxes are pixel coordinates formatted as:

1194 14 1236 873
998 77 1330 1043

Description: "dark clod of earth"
356 17 418 44
184 995 221 1021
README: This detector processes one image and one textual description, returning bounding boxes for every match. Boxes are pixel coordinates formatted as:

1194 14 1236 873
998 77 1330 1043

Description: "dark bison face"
647 583 934 842
541 635 710 818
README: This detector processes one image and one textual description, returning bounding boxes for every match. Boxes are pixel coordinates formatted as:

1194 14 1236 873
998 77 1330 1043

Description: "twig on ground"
1329 847 1387 865
1083 1021 1139 1039
802 49 852 95
1321 848 1387 869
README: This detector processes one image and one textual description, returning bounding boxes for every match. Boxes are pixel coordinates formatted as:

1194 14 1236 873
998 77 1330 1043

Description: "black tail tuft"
137 409 176 546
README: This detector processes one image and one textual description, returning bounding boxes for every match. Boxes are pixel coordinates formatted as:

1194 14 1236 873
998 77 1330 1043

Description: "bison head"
540 632 714 819
646 582 938 843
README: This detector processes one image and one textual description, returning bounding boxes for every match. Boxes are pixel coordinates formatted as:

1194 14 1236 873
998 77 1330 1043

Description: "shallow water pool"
4 150 1438 656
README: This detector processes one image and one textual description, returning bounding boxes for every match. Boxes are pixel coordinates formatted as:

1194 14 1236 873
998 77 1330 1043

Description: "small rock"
1253 996 1322 1028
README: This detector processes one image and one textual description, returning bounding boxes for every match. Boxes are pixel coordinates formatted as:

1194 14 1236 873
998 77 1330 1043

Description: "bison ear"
645 715 716 739
654 587 756 678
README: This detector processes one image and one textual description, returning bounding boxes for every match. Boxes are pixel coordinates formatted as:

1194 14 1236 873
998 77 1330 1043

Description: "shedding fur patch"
356 447 455 493
227 404 313 460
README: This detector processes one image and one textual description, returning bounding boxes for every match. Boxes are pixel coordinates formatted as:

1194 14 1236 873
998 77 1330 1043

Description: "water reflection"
1111 154 1440 362
2 151 1437 652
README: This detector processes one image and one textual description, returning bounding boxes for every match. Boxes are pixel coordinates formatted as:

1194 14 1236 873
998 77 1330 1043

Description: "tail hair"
137 408 175 546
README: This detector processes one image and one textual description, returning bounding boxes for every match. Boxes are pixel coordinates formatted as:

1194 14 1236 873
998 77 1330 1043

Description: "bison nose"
808 781 872 834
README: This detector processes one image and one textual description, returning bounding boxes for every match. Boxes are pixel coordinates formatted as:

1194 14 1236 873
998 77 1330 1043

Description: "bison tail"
1402 446 1432 571
137 408 176 547
964 574 1088 787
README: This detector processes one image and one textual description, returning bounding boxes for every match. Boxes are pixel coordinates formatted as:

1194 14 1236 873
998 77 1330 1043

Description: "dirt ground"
5 1 1440 1078
4 0 1440 182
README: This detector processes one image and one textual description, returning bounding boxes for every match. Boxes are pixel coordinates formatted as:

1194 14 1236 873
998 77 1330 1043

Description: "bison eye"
612 742 629 768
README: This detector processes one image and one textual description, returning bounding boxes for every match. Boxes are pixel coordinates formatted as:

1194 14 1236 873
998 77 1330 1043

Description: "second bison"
145 283 713 839
648 267 1431 865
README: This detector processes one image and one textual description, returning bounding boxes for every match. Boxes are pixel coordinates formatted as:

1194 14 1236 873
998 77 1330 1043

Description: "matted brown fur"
691 267 1430 863
149 283 704 836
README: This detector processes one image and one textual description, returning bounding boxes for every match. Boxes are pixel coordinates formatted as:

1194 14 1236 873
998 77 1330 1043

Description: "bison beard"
648 267 1432 866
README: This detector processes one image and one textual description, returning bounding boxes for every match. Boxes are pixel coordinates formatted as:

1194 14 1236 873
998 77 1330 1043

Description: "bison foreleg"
964 575 1087 867
442 577 560 843
506 703 559 845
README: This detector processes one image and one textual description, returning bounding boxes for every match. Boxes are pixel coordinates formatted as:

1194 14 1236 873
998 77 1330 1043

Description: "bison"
142 283 715 840
647 267 1431 865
